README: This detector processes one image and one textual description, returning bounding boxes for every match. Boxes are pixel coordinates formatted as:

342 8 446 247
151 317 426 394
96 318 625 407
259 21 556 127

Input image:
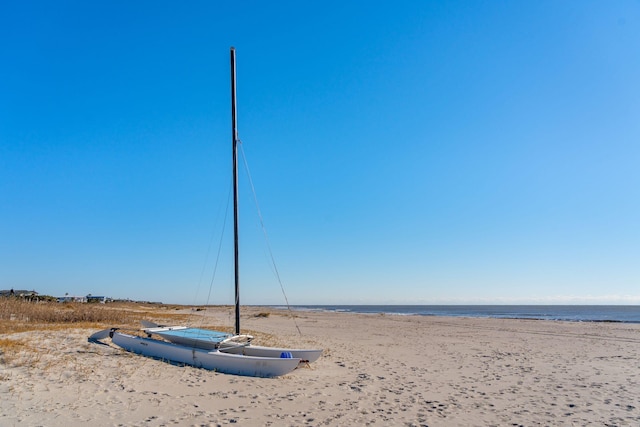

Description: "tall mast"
230 47 240 335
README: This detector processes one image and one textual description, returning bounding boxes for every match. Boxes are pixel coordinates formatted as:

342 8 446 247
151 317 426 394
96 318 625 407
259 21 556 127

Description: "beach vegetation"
0 337 27 362
0 298 192 336
0 337 42 368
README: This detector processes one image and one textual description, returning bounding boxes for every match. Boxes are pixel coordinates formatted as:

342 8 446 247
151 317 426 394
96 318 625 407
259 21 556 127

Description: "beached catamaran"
89 47 322 377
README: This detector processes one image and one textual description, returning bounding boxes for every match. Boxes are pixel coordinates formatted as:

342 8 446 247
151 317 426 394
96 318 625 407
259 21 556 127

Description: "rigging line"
238 140 302 336
201 177 234 326
189 176 233 329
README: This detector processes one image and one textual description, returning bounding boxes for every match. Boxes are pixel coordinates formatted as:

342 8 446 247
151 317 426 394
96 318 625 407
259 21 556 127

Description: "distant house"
87 295 108 303
0 289 39 299
57 295 87 303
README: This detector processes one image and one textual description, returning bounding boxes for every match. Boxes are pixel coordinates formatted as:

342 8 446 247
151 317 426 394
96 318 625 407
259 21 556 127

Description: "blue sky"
1 1 639 305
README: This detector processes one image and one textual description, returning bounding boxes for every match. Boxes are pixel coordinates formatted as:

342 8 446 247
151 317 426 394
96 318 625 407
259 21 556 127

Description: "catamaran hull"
147 326 322 363
221 345 322 363
111 332 300 378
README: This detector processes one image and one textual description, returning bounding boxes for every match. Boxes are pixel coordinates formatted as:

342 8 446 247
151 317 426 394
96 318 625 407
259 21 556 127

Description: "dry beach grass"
1 301 640 426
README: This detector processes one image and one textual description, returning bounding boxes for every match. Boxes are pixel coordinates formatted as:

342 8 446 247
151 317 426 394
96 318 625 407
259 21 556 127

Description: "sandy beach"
2 307 640 426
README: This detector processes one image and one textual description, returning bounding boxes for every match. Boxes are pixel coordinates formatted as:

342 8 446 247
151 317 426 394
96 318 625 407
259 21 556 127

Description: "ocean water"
281 305 640 323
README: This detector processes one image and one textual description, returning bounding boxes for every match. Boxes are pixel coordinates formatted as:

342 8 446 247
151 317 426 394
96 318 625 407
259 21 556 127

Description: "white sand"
2 307 640 426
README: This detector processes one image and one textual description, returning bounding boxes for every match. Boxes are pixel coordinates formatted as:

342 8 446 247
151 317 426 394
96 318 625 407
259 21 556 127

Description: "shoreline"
268 304 640 324
2 306 640 425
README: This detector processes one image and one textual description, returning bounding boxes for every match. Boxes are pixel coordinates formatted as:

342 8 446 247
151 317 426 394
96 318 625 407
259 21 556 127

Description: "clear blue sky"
2 1 639 305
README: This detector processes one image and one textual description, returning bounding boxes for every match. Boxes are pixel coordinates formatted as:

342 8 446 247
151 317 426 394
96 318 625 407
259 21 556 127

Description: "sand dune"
2 307 639 426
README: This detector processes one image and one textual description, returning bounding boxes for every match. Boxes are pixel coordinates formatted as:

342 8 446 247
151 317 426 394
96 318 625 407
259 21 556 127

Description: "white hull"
147 325 323 363
221 345 322 363
112 332 300 377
